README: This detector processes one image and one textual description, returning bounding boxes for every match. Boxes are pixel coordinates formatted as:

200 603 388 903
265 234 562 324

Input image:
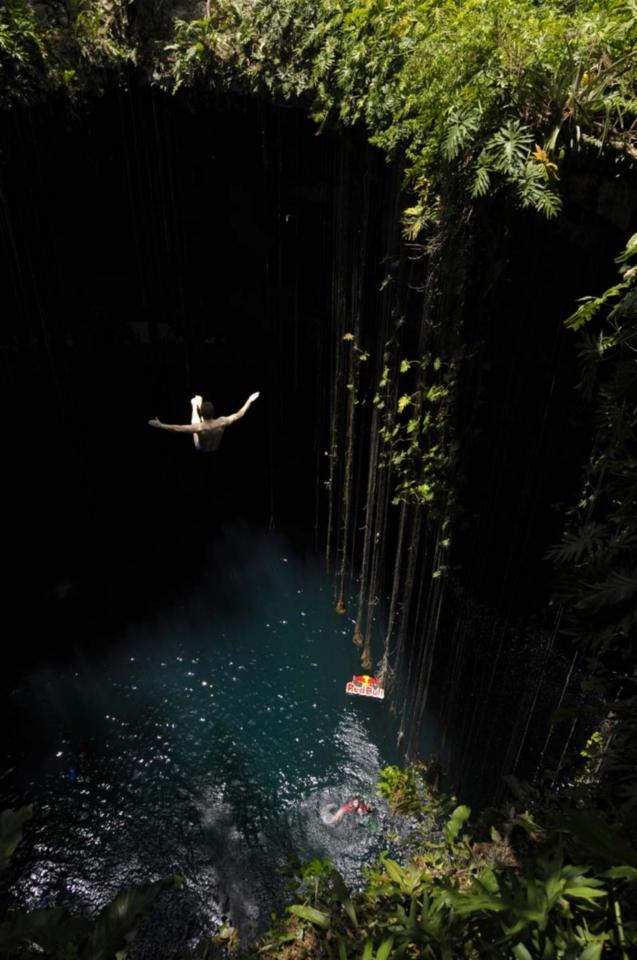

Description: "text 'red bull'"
345 674 385 699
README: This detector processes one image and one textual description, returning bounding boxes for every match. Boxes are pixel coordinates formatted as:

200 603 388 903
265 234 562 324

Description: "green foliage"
287 904 331 928
0 0 134 106
0 0 50 106
376 765 424 817
288 0 637 222
566 233 637 331
377 351 457 514
70 0 134 67
166 10 249 94
443 804 471 846
472 122 562 217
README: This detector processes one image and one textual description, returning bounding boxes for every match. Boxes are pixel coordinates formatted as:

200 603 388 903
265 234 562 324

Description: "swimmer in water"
149 392 260 453
324 797 374 825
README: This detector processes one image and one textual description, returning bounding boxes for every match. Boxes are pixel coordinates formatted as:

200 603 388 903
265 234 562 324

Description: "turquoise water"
4 529 401 955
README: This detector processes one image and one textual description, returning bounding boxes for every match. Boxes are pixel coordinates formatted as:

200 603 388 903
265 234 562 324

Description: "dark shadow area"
0 90 351 682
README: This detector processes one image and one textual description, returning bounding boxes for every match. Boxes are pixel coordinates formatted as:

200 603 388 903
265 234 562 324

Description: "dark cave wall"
415 171 637 802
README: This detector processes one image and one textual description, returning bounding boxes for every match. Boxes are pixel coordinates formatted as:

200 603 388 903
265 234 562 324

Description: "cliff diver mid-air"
149 392 259 452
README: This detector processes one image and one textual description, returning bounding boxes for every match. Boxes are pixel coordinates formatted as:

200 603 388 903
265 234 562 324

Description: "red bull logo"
345 674 385 699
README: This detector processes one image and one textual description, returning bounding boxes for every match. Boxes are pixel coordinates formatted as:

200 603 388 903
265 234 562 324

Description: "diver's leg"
191 395 203 449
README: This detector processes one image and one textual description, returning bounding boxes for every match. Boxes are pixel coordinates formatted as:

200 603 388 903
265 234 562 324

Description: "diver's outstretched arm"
324 805 347 825
148 419 207 434
224 392 260 425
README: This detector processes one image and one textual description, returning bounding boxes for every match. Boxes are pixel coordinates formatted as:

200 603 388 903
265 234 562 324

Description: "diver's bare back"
194 417 229 452
148 392 259 452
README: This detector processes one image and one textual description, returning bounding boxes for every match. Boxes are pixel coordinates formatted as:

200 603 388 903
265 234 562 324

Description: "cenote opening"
1 5 636 959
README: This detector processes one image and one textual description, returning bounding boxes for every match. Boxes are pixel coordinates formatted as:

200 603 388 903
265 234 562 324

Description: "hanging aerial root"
377 651 391 686
335 598 347 615
352 624 364 647
360 648 373 672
